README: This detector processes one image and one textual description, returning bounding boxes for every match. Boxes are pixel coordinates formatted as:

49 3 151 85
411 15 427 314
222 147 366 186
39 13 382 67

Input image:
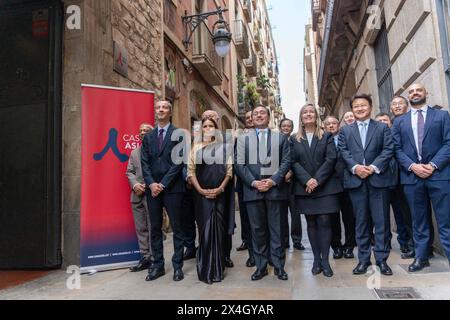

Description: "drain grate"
375 287 422 300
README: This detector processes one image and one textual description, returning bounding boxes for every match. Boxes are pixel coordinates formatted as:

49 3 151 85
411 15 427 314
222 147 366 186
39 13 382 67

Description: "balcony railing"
234 20 250 59
242 0 253 22
192 39 223 86
253 27 261 51
244 49 257 77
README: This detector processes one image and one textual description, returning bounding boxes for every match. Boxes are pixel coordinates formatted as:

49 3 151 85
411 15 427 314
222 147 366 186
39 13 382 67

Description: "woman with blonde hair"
291 104 342 277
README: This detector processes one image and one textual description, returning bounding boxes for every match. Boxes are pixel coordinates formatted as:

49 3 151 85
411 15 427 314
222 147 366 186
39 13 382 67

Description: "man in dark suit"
392 84 450 272
338 94 395 276
141 100 186 282
324 116 356 260
235 105 291 281
280 118 305 252
236 111 255 268
126 123 154 272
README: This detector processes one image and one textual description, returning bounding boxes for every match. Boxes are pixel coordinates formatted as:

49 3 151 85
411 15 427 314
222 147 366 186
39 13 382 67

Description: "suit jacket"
126 146 147 203
291 132 343 197
234 129 291 202
141 124 185 194
338 120 394 189
392 107 450 184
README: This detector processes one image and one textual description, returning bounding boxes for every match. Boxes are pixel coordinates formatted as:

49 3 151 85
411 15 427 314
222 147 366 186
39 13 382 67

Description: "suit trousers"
390 186 413 248
282 195 303 247
404 180 450 260
147 192 185 270
132 197 152 258
181 188 196 250
331 191 356 250
349 182 391 264
246 199 285 270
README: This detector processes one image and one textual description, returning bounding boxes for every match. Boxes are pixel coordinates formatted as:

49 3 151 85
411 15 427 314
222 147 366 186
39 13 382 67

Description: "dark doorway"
374 23 394 113
0 0 62 269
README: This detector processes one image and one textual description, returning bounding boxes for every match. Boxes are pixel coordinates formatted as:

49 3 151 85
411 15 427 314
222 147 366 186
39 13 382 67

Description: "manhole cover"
375 287 421 300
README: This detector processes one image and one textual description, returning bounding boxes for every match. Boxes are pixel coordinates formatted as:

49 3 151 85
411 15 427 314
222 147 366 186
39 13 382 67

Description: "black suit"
332 135 356 250
338 120 394 264
235 129 291 271
141 124 186 270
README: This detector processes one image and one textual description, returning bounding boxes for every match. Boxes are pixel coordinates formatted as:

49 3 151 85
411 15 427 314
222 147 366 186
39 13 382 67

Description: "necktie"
259 130 267 153
417 110 424 157
158 129 164 151
359 122 368 148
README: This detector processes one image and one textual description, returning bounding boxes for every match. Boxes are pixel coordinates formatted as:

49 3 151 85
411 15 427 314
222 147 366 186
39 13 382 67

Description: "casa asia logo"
122 133 142 151
93 128 140 163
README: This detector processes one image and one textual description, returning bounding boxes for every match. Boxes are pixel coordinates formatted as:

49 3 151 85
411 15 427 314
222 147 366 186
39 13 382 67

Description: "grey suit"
235 129 291 271
126 146 152 259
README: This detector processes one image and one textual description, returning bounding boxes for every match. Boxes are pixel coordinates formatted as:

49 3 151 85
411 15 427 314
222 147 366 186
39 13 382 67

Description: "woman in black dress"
187 117 234 284
291 104 342 277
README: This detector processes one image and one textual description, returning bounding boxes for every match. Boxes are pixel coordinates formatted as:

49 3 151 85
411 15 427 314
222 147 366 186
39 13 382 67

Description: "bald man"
392 84 450 272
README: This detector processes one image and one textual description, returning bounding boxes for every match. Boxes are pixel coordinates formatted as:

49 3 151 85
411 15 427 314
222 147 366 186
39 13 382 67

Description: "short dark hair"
252 105 271 117
392 95 409 105
350 94 373 109
279 118 294 129
375 112 392 119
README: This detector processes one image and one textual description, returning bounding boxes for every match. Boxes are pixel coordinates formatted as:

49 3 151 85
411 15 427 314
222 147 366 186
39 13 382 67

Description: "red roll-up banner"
81 84 154 273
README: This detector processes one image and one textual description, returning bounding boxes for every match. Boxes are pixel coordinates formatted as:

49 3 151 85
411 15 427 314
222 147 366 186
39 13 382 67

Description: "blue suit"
392 107 450 260
141 124 186 270
338 120 394 264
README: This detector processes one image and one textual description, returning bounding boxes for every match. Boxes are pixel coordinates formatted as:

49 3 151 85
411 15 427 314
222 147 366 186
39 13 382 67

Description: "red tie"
158 129 164 152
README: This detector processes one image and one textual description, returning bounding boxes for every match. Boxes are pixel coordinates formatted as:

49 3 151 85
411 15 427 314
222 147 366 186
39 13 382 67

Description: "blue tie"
359 122 368 148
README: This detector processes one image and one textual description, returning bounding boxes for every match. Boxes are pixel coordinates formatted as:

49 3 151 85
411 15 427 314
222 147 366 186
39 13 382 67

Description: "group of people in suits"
125 82 449 284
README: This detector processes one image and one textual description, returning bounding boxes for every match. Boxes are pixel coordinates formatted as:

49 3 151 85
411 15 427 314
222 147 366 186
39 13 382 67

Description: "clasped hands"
149 183 165 198
305 178 319 194
354 165 376 180
133 183 147 197
253 179 275 193
411 163 436 179
199 187 224 199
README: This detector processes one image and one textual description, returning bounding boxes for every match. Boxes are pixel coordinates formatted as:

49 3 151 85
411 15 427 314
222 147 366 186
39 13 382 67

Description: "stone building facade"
305 0 450 119
0 0 282 268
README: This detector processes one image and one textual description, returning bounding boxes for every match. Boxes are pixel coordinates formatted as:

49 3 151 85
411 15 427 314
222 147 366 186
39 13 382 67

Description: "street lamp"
182 7 232 58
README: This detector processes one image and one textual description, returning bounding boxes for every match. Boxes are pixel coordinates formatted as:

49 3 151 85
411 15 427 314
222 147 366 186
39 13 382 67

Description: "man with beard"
392 84 450 272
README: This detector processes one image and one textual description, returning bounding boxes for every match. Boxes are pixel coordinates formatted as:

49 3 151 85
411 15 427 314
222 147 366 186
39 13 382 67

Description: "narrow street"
1 215 449 300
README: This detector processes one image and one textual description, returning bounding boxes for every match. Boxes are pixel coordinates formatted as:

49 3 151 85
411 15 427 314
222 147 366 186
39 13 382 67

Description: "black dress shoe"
251 268 268 281
311 261 323 275
236 242 248 251
225 257 234 268
293 242 306 251
353 262 371 275
333 247 344 259
274 268 288 281
344 248 355 259
376 261 393 276
145 267 165 281
400 245 409 254
183 248 196 261
408 259 430 273
246 258 256 268
401 250 415 259
173 269 184 281
130 257 151 272
322 265 334 278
